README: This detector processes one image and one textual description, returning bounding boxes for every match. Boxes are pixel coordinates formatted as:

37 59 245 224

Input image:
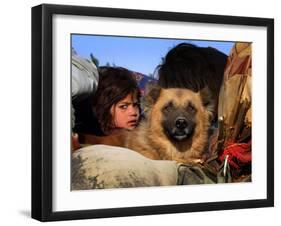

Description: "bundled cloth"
216 43 252 180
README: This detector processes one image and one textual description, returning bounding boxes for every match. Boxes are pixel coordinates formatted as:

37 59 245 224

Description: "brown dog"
79 86 212 164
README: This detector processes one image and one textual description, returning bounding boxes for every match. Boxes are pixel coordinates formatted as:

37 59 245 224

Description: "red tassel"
219 141 251 169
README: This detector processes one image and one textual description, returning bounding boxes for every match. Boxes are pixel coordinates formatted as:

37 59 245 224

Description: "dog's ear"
199 86 215 119
145 83 162 106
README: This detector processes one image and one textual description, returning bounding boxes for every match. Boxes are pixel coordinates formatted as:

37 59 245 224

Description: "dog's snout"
168 116 195 141
175 117 188 130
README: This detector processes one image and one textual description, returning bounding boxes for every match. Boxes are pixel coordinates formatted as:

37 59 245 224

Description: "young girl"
72 67 141 151
92 67 141 135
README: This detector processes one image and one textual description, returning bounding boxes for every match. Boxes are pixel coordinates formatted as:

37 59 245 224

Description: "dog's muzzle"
171 117 194 141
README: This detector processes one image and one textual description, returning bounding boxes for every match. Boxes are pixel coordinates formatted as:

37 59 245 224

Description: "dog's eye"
187 102 197 113
163 102 174 112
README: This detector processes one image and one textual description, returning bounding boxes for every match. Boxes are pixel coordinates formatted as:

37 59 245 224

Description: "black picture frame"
32 3 274 222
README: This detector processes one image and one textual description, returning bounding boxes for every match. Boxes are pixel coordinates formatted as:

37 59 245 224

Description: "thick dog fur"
80 86 211 164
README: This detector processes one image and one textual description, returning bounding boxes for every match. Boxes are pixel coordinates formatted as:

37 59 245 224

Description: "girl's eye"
119 105 128 109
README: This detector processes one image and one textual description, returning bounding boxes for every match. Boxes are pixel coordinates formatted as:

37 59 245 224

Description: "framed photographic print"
32 4 274 222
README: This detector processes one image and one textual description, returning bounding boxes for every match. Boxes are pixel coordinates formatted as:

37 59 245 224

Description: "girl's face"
111 93 140 130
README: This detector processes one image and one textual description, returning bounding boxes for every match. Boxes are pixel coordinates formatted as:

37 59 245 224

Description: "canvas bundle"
217 43 252 180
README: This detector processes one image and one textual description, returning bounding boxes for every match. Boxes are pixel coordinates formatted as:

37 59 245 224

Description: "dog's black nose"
175 118 188 130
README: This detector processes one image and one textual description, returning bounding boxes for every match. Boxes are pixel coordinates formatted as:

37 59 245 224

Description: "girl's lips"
128 119 137 126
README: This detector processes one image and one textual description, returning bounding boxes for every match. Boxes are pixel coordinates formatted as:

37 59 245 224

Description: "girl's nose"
129 105 139 116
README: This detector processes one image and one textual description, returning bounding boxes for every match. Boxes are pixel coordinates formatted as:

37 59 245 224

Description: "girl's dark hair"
92 67 141 134
157 43 227 95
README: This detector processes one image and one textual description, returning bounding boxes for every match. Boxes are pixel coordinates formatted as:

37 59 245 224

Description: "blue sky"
72 34 234 75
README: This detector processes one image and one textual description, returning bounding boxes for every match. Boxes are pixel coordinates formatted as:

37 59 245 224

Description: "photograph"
70 35 252 190
31 4 273 221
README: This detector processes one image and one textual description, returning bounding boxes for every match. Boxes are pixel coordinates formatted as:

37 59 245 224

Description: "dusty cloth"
71 145 215 190
72 145 178 190
71 50 100 132
72 50 99 102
